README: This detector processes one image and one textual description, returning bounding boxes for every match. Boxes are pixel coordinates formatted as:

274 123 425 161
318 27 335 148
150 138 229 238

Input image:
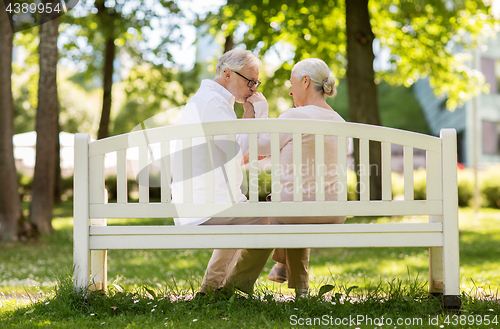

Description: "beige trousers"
225 215 346 294
199 216 269 293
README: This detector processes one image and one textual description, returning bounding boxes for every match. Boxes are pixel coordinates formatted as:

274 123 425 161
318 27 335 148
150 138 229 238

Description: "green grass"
1 202 500 328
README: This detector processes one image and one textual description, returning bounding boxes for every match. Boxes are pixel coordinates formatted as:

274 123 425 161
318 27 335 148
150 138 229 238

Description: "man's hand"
246 92 267 104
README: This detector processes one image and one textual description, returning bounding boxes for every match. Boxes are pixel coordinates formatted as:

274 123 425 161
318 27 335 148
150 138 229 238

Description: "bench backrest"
74 119 457 220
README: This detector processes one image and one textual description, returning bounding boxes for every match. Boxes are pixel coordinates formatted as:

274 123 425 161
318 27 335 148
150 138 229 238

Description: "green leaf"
318 284 335 297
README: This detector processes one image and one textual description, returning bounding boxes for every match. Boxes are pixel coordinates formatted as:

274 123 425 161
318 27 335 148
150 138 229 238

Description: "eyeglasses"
231 70 261 88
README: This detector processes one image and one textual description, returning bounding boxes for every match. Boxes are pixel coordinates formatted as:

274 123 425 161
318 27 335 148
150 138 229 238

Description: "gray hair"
215 49 262 78
292 58 336 97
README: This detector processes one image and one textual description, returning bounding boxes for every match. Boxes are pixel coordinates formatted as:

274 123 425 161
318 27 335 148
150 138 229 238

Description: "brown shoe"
267 264 287 283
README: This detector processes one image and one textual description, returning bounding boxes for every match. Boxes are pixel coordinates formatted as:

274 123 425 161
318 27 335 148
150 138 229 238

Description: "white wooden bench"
73 119 460 308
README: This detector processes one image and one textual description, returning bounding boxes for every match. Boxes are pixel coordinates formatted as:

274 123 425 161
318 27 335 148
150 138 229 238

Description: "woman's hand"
242 101 255 118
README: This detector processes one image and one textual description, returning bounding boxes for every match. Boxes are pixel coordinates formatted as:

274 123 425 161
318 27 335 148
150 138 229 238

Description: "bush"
347 169 358 201
457 168 474 207
105 175 140 202
480 165 500 208
17 171 33 200
413 168 427 201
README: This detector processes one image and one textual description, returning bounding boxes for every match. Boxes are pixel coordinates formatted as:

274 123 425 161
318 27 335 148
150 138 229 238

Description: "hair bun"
322 77 336 97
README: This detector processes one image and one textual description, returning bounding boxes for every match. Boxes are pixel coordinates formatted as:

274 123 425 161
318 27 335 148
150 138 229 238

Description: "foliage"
60 0 183 78
200 0 499 110
329 79 430 134
480 165 500 208
110 64 190 136
458 168 474 207
413 168 427 201
12 29 39 134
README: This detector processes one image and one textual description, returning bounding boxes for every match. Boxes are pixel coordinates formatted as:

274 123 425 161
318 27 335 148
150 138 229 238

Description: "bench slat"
404 146 414 201
271 133 281 202
116 150 127 204
88 120 441 157
249 134 259 203
337 136 348 202
382 142 392 201
426 150 442 201
226 134 237 203
139 145 149 203
89 155 105 204
293 133 302 202
90 200 443 218
315 135 325 202
182 138 192 203
90 223 442 235
90 232 443 250
205 136 214 203
360 139 370 201
161 141 171 203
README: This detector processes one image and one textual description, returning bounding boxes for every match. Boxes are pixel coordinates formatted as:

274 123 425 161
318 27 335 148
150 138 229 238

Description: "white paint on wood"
249 134 259 203
315 135 325 202
88 120 441 157
73 133 90 291
138 145 149 204
360 139 370 201
161 141 171 203
90 232 443 250
440 129 460 296
182 138 192 203
90 223 442 236
226 134 237 203
337 136 348 202
271 133 281 202
204 136 215 203
426 151 442 201
116 150 127 204
293 133 303 202
382 142 392 201
90 200 443 218
404 146 414 201
89 155 104 204
75 121 460 299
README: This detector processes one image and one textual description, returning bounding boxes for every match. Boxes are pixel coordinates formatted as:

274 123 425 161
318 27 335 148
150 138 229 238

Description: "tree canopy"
202 0 499 110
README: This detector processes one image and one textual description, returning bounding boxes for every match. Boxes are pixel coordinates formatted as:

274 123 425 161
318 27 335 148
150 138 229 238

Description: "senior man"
171 49 269 294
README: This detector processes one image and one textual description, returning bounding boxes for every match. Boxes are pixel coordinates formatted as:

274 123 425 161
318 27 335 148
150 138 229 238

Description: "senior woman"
224 58 347 296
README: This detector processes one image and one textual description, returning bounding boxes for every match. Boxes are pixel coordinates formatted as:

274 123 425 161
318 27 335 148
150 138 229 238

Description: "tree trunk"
224 34 234 53
346 0 382 200
30 6 60 235
0 2 22 242
97 37 115 139
96 0 116 140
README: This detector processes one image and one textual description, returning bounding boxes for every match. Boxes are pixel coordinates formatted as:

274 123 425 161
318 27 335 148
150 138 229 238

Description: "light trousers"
225 215 346 294
199 216 269 293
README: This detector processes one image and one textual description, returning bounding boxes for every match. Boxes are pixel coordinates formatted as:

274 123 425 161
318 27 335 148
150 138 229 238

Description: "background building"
414 33 500 167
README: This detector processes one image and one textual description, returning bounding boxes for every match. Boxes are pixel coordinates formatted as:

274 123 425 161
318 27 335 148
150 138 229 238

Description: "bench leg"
90 250 107 293
90 218 107 293
442 234 461 310
440 129 461 309
429 246 444 295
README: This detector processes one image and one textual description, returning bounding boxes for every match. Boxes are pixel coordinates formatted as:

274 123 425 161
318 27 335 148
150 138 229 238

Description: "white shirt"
171 79 268 226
